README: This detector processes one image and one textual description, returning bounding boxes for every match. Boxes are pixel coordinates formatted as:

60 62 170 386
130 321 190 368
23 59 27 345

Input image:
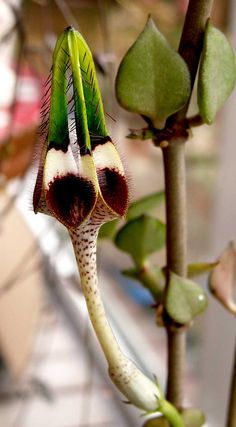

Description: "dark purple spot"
96 168 128 216
46 173 96 228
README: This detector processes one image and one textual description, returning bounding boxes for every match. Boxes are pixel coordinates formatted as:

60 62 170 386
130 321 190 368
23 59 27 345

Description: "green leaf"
181 408 205 427
122 265 165 300
187 261 218 278
98 219 120 239
115 17 191 129
198 20 236 124
115 215 166 267
166 273 207 324
127 191 165 221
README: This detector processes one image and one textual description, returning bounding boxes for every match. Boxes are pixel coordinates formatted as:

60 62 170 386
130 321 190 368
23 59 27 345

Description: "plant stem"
161 0 214 408
162 142 187 278
226 341 236 427
162 141 187 409
179 0 214 87
172 0 214 122
166 328 186 408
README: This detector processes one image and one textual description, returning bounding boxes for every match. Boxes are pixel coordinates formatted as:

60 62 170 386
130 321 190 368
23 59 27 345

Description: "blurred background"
0 0 235 426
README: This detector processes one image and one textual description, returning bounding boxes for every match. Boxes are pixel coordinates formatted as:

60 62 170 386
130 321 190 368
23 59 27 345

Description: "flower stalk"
69 219 161 412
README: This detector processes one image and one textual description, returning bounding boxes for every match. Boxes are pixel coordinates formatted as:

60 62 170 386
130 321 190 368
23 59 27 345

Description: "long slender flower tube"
32 27 184 425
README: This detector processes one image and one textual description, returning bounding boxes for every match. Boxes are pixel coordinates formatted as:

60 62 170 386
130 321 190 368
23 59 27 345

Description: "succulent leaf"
165 273 207 324
181 408 205 427
198 20 236 124
127 191 165 221
115 215 166 267
115 17 191 129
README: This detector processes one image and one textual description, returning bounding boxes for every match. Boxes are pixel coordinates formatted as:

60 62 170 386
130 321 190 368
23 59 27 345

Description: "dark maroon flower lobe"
97 168 129 217
46 173 97 228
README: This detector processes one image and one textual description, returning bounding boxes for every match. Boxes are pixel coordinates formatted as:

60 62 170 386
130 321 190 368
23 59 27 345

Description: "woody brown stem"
162 141 187 408
162 0 214 408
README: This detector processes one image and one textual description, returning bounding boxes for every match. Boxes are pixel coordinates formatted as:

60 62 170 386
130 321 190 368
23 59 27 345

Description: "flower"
31 29 185 426
33 26 128 229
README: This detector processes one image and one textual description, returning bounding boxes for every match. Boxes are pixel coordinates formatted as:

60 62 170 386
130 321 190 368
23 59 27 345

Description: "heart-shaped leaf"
115 215 166 267
115 17 191 129
209 242 236 315
198 19 236 124
166 273 207 324
181 408 205 427
127 191 165 221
